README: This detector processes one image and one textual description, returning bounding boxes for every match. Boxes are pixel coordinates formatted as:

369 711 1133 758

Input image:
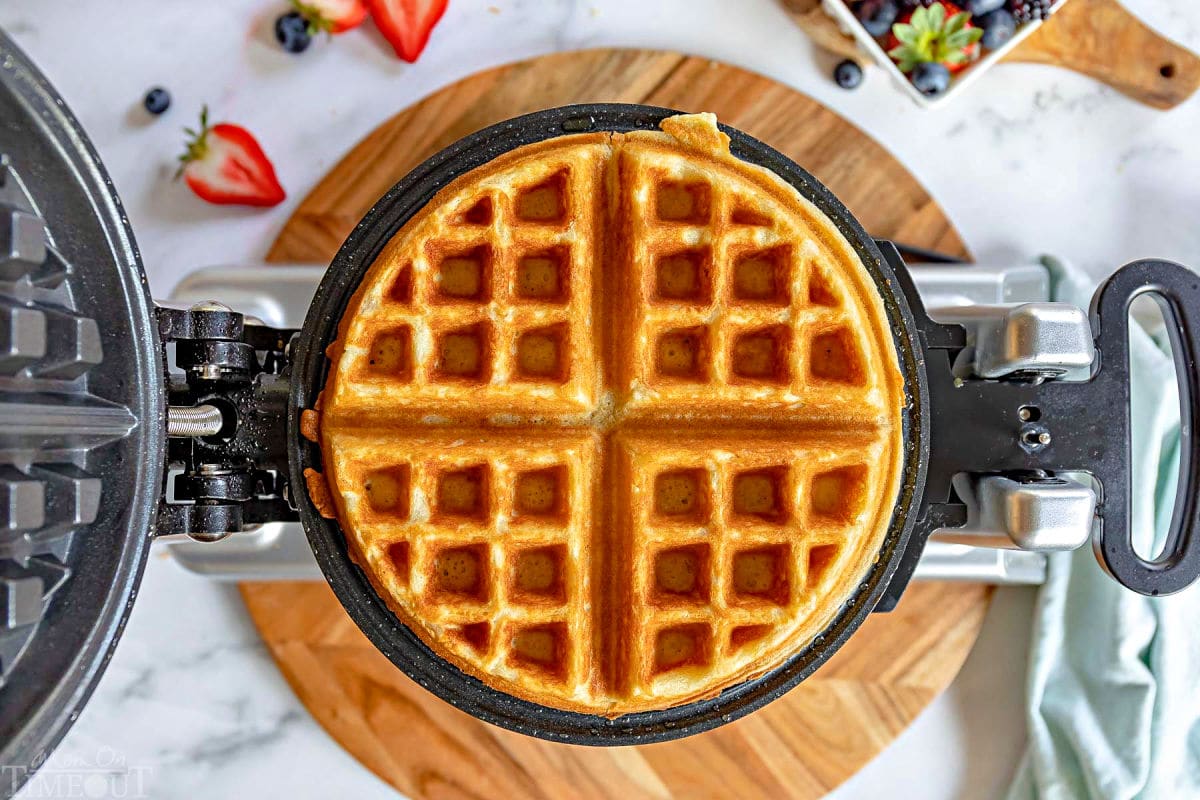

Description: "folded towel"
1008 257 1196 800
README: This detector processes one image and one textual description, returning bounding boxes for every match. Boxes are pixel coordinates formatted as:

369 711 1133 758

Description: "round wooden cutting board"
243 49 991 800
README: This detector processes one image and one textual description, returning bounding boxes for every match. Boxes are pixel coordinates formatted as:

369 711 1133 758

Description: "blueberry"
143 87 170 115
978 8 1016 49
275 11 311 54
834 60 865 90
911 62 951 96
856 0 898 38
966 0 1006 14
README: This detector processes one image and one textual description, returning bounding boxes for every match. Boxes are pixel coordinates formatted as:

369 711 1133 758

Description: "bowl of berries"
825 0 1064 106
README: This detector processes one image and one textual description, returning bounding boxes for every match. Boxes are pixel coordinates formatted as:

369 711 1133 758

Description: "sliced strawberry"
366 0 448 62
177 107 286 207
294 0 367 34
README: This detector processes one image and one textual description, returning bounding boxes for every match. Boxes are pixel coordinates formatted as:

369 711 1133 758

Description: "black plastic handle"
1091 259 1200 596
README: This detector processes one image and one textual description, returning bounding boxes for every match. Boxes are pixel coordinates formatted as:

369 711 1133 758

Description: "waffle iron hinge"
875 241 1110 612
154 302 300 542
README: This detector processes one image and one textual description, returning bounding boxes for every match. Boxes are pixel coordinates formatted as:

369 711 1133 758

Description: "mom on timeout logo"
4 747 152 798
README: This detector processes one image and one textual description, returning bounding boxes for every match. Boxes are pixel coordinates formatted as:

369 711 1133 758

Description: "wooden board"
784 0 1200 110
247 49 991 800
793 0 1200 109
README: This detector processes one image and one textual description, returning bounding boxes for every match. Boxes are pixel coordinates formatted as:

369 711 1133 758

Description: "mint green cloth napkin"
1008 258 1196 800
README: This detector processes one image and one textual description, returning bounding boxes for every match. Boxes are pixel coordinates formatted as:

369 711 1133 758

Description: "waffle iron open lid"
0 32 165 794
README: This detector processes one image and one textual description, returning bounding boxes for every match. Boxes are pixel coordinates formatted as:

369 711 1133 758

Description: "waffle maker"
2 30 1198 792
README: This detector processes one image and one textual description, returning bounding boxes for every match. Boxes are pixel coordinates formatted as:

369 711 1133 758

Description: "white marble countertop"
3 0 1199 797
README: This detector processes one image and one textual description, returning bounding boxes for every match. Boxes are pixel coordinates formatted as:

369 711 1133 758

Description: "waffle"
308 113 906 717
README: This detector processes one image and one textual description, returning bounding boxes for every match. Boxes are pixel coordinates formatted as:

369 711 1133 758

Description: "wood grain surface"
248 49 990 799
783 0 1200 109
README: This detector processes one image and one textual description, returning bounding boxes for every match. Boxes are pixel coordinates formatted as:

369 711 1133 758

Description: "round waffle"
306 113 906 717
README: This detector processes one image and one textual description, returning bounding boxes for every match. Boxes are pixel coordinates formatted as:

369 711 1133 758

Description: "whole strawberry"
887 1 983 78
177 107 286 207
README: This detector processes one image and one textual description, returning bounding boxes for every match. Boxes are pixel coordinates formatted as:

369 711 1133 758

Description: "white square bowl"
821 0 1069 108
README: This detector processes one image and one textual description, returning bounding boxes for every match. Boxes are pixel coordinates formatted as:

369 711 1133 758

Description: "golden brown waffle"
309 114 906 716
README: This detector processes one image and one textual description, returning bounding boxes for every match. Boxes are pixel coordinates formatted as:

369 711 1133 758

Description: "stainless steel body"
164 259 1075 586
935 474 1097 551
935 303 1096 380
